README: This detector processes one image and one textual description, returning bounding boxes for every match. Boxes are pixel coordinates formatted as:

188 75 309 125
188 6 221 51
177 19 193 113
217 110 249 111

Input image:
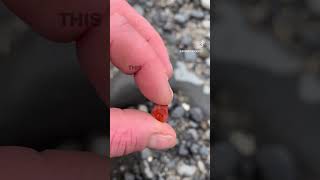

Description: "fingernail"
169 86 173 98
147 134 176 149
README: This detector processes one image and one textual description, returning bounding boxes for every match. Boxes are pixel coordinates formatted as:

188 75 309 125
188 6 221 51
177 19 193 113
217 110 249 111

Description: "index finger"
111 0 173 77
110 13 173 105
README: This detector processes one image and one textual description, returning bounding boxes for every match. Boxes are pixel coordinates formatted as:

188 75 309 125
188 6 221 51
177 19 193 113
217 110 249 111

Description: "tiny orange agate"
151 105 168 123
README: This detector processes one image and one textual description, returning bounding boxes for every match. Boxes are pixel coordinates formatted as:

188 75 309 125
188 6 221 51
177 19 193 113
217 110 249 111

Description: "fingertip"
134 64 173 105
110 108 176 157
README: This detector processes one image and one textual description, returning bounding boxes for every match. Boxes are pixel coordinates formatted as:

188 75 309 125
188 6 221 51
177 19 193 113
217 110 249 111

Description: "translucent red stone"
151 104 168 123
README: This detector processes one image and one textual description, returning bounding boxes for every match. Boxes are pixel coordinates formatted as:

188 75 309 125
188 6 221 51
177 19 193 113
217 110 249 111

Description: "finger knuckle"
110 129 138 156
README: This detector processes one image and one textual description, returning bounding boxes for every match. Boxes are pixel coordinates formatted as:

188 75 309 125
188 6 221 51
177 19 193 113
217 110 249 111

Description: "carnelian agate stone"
151 105 169 123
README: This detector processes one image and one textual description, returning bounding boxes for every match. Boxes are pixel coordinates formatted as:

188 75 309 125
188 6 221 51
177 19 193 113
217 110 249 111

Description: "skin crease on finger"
110 108 176 157
110 12 173 105
109 0 177 157
110 0 173 77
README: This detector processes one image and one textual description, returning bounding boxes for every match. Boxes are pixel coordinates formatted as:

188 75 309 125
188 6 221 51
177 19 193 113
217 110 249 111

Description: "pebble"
174 61 204 85
143 161 154 179
190 143 200 154
178 144 189 156
141 148 152 160
187 128 199 140
164 21 174 31
167 159 177 169
189 121 199 128
171 106 185 118
203 130 210 140
190 107 204 122
180 35 193 47
166 33 177 45
181 102 191 111
184 51 198 62
160 155 171 164
138 104 149 112
197 160 207 174
174 13 190 24
202 20 210 29
199 145 210 158
177 162 197 176
191 10 205 19
200 121 209 130
146 1 154 7
124 172 135 180
201 0 210 10
203 85 210 95
205 58 210 66
199 48 210 59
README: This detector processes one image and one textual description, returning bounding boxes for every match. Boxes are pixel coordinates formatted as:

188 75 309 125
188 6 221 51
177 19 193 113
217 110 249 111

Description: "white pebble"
182 103 191 111
201 0 210 10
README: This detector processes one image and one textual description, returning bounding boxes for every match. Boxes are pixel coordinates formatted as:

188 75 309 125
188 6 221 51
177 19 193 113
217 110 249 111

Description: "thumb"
110 108 177 157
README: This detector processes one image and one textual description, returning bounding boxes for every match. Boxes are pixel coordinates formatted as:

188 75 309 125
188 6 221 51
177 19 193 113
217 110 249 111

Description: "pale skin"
0 0 176 178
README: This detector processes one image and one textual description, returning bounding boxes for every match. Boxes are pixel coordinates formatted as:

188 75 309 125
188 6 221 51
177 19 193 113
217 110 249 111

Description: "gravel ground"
112 95 210 180
110 0 211 179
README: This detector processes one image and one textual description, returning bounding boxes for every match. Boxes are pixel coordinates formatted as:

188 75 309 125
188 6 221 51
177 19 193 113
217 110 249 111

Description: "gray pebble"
190 107 204 122
171 106 185 118
184 51 198 62
182 178 192 180
124 172 135 180
143 161 154 179
180 35 193 46
187 128 199 140
177 162 197 176
191 10 205 19
166 33 177 45
167 159 177 169
141 148 152 160
190 143 200 154
199 146 210 158
179 144 189 156
146 1 153 7
189 121 199 128
174 13 190 24
177 0 185 5
164 21 174 31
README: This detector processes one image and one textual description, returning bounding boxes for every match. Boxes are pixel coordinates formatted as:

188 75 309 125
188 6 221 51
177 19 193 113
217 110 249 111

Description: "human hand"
1 0 107 179
109 0 176 157
0 0 176 179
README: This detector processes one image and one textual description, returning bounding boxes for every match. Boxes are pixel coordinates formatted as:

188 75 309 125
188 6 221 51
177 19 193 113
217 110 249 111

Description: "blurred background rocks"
214 0 320 180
